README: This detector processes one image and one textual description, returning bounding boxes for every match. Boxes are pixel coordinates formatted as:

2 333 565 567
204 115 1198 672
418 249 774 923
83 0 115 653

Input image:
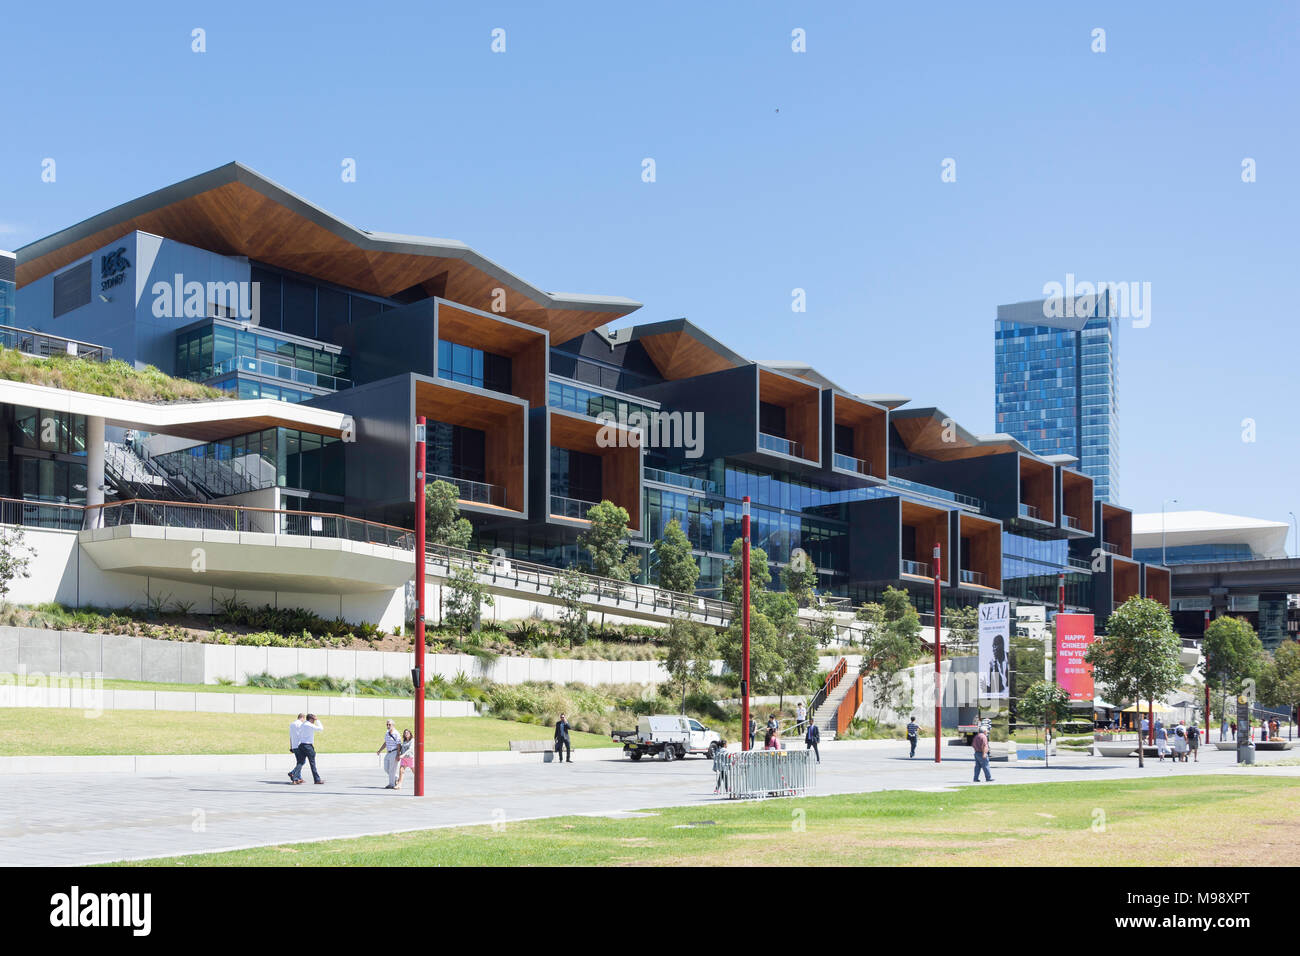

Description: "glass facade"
995 295 1119 501
175 321 351 400
548 378 658 422
1134 543 1255 566
0 405 88 505
437 340 511 394
152 428 345 497
0 273 14 328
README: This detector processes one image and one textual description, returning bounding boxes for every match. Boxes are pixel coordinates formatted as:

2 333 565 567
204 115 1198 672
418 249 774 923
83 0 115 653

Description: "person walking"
748 715 756 750
1173 723 1188 762
377 719 400 788
287 713 306 784
292 714 324 784
394 729 415 789
554 712 572 763
972 726 993 782
1188 721 1200 762
796 701 807 735
1155 721 1168 762
906 716 919 758
804 720 821 763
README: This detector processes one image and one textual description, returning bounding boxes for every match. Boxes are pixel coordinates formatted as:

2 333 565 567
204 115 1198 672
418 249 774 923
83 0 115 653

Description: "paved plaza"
2 740 1297 866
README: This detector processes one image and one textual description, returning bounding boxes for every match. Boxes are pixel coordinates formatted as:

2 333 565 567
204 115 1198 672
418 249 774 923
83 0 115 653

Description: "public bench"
509 739 556 762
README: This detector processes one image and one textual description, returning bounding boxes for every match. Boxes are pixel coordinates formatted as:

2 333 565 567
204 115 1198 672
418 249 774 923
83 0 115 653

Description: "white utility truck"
612 715 725 761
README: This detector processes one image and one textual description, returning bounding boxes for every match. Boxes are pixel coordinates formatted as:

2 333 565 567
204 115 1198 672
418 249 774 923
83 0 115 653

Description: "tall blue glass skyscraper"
995 292 1119 501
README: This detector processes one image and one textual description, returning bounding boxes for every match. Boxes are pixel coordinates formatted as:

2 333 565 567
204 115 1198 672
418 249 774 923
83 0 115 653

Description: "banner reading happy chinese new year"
1055 613 1095 701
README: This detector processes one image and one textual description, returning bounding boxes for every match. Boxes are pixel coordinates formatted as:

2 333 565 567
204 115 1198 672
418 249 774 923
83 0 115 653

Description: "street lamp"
1162 498 1178 566
1289 511 1298 559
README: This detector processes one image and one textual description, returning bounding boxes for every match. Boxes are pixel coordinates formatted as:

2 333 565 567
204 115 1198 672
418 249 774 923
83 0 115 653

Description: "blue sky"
2 1 1297 548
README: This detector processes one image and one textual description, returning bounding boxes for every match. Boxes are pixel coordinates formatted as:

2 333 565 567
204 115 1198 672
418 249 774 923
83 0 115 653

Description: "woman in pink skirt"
394 729 415 788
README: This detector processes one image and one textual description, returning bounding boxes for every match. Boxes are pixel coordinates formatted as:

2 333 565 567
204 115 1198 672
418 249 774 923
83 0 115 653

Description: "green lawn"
0 709 616 756
115 775 1300 867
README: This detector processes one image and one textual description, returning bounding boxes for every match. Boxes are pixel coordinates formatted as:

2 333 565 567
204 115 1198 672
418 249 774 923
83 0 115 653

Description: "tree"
780 551 817 607
1017 680 1071 767
443 555 494 638
552 567 590 648
1201 616 1265 725
0 525 32 604
854 587 922 710
663 616 715 714
653 519 699 594
721 537 770 607
577 500 639 581
1085 597 1183 767
720 611 785 696
426 481 473 550
807 594 840 648
772 617 820 711
1259 640 1300 734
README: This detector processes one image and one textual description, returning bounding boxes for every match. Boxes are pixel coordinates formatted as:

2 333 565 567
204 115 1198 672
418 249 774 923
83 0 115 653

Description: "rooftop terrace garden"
0 348 227 402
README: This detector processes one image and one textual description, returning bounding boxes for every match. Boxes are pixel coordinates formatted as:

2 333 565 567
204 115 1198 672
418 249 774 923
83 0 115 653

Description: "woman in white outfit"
376 719 400 789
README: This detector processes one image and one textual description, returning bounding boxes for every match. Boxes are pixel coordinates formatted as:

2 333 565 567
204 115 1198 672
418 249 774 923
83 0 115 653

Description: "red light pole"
1058 571 1065 614
1204 609 1212 732
414 416 427 797
933 542 942 763
741 496 751 751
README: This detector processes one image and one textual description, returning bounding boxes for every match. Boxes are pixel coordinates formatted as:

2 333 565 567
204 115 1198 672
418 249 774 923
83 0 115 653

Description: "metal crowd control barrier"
713 748 816 799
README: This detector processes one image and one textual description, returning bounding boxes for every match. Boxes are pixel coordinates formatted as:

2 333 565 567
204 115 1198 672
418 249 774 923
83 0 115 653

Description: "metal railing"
1019 502 1042 520
758 432 804 459
900 558 930 577
714 748 816 799
87 499 416 548
835 673 863 736
0 497 86 530
206 355 350 392
643 468 717 494
550 494 599 520
887 476 985 512
1101 540 1120 554
833 453 873 476
432 474 502 507
0 325 113 362
1062 514 1082 530
959 568 986 587
1068 556 1092 570
425 541 733 625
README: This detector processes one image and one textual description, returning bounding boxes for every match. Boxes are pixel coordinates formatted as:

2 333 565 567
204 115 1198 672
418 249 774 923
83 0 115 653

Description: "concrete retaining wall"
3 627 855 688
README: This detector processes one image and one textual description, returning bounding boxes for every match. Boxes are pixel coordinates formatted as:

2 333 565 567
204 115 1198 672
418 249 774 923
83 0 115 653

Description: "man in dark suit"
554 712 572 763
804 721 821 763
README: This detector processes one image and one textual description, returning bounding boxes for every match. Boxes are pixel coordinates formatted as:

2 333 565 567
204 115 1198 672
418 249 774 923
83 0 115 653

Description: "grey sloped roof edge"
16 162 640 314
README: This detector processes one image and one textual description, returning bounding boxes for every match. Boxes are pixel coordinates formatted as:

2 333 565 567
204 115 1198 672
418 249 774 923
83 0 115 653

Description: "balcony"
833 452 872 476
542 409 642 532
826 391 887 482
901 558 931 577
211 355 350 392
1101 540 1119 554
643 467 717 494
1018 455 1055 524
759 432 803 458
952 510 1002 590
1019 503 1041 520
0 324 112 362
549 494 599 521
959 568 986 587
1059 468 1094 534
432 474 503 508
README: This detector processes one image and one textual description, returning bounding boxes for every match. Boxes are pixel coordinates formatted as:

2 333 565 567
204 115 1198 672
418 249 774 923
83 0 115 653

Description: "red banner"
1055 613 1095 701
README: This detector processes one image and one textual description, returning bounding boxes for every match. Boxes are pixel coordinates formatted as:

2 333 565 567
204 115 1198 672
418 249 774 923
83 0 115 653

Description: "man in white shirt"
796 702 807 734
287 713 306 784
291 714 325 784
376 719 400 789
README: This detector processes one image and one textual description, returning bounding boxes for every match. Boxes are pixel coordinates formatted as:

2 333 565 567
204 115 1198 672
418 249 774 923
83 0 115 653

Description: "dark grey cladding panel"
307 376 414 509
